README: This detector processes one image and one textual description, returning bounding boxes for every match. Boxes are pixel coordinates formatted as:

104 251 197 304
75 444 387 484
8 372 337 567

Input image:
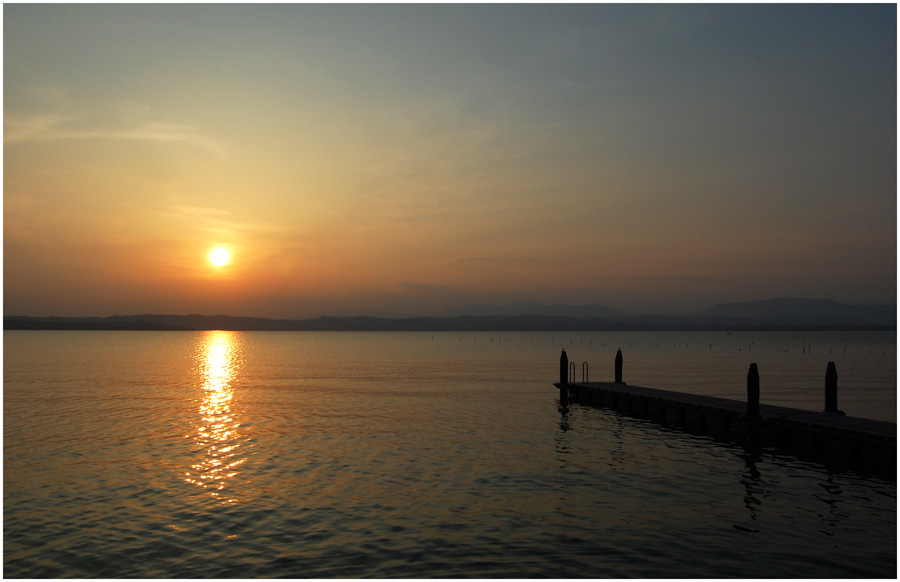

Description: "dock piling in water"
747 363 760 419
746 363 761 444
559 349 568 386
825 362 843 415
615 349 623 384
559 349 569 407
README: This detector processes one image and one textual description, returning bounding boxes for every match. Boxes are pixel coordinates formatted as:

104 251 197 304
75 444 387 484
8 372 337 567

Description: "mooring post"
747 363 760 419
559 349 568 385
746 363 761 446
614 349 623 383
824 362 843 414
559 349 569 407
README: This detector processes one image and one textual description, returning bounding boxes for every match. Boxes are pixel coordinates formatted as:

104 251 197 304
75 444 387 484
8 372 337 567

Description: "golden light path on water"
185 331 244 504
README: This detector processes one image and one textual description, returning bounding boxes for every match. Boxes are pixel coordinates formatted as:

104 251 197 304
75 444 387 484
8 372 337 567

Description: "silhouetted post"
747 363 760 419
746 363 760 444
824 362 842 414
559 349 568 385
559 349 569 407
614 349 623 383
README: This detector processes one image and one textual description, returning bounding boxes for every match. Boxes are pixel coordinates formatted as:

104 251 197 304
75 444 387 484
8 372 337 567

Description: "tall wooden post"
559 349 569 407
824 362 840 413
747 363 760 419
614 349 623 383
746 362 761 447
559 349 568 385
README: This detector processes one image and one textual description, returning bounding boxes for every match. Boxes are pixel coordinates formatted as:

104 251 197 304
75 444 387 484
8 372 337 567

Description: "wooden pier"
555 350 896 478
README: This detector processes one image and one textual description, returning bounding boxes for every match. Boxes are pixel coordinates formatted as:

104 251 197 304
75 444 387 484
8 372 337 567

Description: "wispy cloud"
162 205 237 237
4 113 227 158
456 256 552 265
160 205 295 245
3 113 68 142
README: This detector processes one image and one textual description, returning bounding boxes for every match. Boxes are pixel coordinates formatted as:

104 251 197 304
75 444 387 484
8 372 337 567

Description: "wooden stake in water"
747 363 760 420
559 349 569 407
824 362 843 414
615 349 623 384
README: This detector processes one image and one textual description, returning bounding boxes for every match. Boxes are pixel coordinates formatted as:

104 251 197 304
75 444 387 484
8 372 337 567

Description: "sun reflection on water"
185 331 245 504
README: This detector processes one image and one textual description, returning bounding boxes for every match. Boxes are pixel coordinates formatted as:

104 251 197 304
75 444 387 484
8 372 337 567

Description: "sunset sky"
4 4 896 318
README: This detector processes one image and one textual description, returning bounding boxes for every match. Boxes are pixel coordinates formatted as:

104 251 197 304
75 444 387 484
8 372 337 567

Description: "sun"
209 247 230 267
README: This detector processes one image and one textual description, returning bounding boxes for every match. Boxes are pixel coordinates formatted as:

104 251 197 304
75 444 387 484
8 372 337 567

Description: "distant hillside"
3 316 191 331
700 297 896 327
438 302 626 318
6 313 644 332
5 297 896 332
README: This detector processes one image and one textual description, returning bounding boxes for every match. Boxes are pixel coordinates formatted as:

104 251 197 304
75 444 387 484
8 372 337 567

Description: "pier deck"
556 381 896 476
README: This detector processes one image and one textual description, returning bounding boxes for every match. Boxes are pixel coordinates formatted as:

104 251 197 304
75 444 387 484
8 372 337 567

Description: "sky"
4 3 897 318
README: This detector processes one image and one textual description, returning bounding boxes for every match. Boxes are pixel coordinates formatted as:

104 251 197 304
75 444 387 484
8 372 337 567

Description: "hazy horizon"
5 4 896 319
5 295 896 323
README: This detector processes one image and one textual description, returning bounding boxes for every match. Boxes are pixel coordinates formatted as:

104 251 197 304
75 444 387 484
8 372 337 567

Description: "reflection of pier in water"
185 331 245 503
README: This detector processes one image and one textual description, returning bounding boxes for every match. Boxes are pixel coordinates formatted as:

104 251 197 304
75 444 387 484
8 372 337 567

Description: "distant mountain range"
4 297 895 331
438 302 627 318
699 297 895 327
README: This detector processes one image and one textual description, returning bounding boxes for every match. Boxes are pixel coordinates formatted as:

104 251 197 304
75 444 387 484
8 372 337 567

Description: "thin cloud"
160 205 295 243
457 256 552 265
3 113 68 142
4 113 227 158
162 205 237 237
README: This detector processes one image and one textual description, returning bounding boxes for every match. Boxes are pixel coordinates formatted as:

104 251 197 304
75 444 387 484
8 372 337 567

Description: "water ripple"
4 331 896 578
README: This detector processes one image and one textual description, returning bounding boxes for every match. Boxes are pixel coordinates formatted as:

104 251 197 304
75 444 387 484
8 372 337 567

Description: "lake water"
4 330 896 577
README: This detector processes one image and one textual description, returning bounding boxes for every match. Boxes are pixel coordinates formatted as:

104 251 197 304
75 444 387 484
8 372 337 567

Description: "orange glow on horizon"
3 5 895 317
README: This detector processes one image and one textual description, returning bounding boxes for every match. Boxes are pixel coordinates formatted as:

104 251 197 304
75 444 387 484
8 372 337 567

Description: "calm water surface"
4 330 896 577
